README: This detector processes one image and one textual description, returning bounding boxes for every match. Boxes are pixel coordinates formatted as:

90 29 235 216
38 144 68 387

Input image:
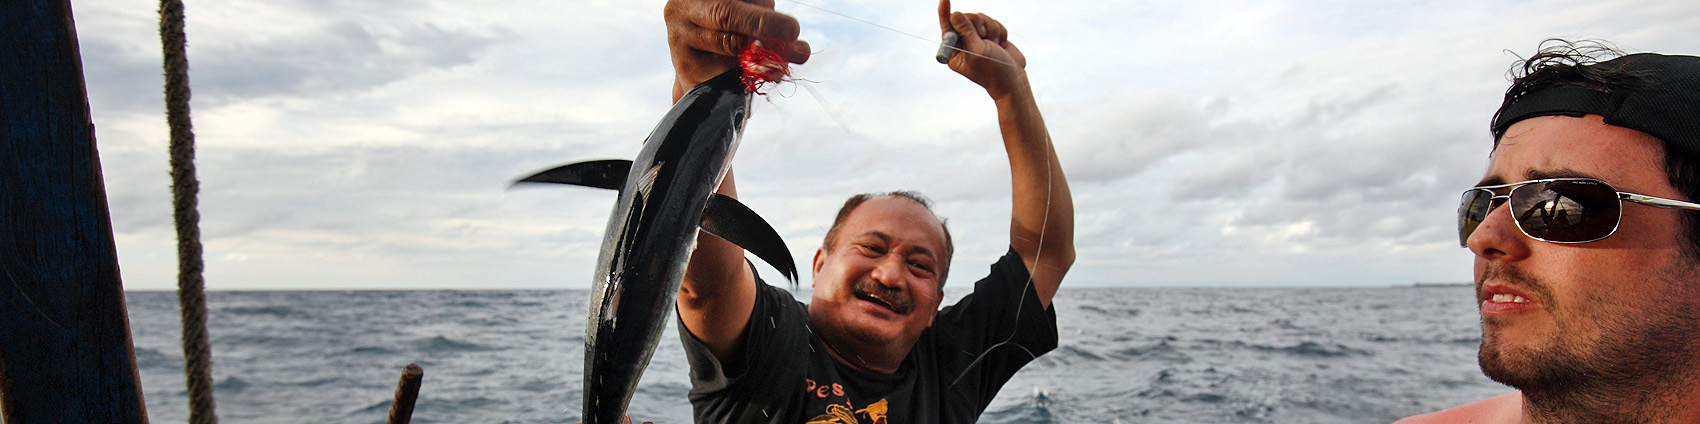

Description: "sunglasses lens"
1510 180 1622 243
1458 189 1494 246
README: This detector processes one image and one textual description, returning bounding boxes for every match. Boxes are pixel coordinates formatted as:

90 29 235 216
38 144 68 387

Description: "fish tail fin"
511 159 634 191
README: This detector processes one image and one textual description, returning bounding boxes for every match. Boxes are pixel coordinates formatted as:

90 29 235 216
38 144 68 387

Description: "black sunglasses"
1458 177 1700 247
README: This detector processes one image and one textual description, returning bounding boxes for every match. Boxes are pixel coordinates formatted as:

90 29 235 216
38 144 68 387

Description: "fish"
514 67 798 424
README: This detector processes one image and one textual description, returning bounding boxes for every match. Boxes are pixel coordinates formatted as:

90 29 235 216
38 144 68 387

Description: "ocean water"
125 286 1508 423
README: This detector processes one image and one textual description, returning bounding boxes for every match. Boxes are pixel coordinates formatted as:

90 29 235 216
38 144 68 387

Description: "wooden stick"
0 0 149 421
386 364 425 424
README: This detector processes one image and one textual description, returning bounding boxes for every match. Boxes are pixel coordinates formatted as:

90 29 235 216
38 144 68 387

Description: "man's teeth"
1491 293 1530 303
859 293 889 307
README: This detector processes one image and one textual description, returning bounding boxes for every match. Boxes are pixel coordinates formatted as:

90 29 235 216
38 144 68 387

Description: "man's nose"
1467 198 1530 262
868 255 906 287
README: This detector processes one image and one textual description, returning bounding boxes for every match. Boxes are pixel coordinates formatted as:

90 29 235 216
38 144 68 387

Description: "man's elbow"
1020 237 1075 277
677 277 712 309
1044 241 1076 276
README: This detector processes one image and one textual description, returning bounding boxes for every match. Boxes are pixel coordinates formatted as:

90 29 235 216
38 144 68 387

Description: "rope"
159 0 218 421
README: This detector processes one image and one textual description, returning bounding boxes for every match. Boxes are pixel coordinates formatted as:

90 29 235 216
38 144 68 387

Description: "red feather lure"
739 42 789 93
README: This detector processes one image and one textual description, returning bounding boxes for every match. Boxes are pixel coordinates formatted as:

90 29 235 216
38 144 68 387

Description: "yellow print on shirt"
858 399 889 424
803 379 890 424
804 399 889 424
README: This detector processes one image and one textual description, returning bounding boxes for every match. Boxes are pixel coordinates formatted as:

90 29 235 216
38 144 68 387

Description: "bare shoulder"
1395 392 1523 424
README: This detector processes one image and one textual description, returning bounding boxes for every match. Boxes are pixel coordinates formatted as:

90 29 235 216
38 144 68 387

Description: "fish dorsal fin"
700 193 799 284
511 159 634 191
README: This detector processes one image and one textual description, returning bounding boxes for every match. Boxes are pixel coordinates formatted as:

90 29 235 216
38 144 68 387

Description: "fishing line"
778 0 1022 70
772 0 1060 393
947 134 1052 388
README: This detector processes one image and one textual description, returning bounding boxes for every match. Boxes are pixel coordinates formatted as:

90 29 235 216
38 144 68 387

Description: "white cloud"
71 0 1700 289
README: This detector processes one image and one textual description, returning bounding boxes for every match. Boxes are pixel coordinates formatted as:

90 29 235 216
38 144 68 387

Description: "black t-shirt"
679 247 1058 423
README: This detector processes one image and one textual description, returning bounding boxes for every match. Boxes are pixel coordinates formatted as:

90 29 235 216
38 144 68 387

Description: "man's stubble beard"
1476 261 1700 423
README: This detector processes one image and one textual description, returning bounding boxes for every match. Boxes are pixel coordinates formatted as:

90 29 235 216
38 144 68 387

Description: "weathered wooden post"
386 364 425 424
0 0 150 422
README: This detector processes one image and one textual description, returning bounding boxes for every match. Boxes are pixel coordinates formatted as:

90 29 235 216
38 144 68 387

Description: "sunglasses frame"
1459 177 1700 247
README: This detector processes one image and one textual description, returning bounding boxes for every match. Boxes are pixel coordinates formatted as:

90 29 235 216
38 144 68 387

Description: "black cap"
1492 53 1700 156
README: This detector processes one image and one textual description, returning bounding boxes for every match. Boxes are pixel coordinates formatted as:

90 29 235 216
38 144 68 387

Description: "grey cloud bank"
72 0 1700 290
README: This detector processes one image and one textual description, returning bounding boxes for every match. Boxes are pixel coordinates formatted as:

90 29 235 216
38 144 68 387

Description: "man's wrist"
991 77 1035 111
988 74 1033 105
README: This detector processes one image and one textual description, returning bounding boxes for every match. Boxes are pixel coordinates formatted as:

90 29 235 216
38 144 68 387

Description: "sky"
69 0 1700 290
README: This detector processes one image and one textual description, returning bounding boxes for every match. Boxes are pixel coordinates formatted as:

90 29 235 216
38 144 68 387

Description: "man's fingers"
669 24 748 58
671 0 804 61
948 12 1014 51
714 30 756 58
976 14 1007 44
777 40 811 64
682 30 809 64
955 12 1004 44
697 1 799 44
937 0 953 32
948 11 986 56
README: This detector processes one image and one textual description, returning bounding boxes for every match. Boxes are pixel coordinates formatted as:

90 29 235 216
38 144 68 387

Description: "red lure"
739 42 789 93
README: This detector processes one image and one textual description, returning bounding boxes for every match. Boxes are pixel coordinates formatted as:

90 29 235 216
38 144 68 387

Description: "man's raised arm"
666 0 808 361
939 0 1076 307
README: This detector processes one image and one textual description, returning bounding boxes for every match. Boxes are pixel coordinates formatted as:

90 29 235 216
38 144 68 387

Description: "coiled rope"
159 0 218 421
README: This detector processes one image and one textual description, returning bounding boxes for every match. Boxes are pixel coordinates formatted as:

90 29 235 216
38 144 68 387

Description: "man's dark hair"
821 191 955 286
1496 39 1700 259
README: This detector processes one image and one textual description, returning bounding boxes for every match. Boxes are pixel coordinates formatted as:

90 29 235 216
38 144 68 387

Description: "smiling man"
664 0 1075 422
1399 43 1700 423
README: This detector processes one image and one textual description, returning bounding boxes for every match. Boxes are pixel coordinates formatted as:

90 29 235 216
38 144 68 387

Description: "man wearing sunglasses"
1400 43 1700 423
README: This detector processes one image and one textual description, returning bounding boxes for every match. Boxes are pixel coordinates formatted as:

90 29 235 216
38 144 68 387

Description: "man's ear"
811 248 826 287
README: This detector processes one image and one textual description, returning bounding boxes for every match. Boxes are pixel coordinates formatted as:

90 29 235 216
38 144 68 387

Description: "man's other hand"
937 0 1027 100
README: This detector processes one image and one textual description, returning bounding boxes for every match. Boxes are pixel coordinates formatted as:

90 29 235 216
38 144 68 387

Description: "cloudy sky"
73 0 1700 290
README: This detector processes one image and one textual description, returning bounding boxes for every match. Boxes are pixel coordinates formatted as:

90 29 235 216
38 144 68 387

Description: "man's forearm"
996 82 1075 307
677 168 758 361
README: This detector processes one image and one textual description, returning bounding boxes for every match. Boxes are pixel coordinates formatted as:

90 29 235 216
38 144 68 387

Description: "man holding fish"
666 0 1075 422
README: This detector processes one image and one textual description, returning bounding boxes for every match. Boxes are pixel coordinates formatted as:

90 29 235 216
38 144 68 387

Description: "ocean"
124 286 1508 423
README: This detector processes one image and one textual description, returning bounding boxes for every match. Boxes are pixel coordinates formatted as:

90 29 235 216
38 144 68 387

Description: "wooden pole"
0 0 150 422
385 364 424 424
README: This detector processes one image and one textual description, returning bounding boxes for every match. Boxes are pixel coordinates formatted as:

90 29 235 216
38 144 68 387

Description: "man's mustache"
852 279 914 315
1477 264 1555 306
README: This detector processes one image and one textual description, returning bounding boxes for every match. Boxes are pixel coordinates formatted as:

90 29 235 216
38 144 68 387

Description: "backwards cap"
1492 53 1700 156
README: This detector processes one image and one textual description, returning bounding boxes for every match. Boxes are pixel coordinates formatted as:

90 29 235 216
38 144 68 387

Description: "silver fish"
515 68 797 424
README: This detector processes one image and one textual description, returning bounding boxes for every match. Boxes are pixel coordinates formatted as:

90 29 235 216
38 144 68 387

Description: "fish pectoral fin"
700 193 800 284
510 159 633 191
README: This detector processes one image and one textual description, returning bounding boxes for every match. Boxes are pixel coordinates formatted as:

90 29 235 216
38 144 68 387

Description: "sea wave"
125 286 1507 423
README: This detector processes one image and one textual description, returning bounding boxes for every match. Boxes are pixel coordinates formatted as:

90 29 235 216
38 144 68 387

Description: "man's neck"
1520 379 1700 424
813 326 912 375
820 340 902 375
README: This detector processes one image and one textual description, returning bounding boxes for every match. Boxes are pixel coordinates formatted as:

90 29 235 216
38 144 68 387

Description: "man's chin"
1478 343 1530 386
1478 336 1577 390
837 315 915 345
